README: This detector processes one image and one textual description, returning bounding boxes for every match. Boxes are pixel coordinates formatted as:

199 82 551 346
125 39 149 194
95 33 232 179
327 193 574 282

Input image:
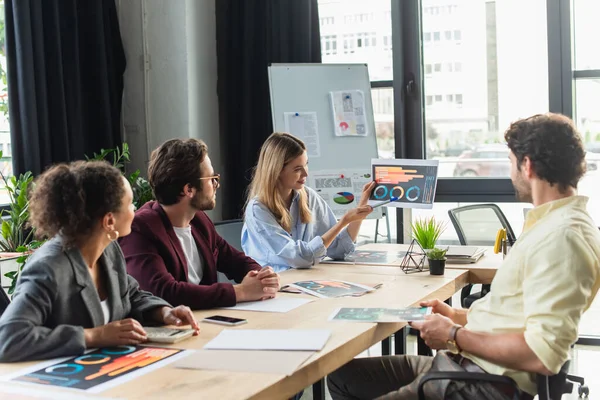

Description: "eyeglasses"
199 174 220 186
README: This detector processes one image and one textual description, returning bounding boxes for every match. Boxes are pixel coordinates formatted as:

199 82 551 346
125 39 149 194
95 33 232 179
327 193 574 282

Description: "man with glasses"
120 138 280 309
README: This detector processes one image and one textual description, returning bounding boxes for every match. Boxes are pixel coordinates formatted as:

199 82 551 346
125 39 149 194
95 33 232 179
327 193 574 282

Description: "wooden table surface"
357 243 502 285
0 265 470 400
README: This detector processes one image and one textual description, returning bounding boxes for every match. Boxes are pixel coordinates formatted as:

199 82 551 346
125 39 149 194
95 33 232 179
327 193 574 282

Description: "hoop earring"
107 230 119 241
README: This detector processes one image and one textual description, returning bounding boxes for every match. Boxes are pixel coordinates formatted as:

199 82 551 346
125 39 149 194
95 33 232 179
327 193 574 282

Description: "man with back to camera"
120 138 280 309
327 113 600 399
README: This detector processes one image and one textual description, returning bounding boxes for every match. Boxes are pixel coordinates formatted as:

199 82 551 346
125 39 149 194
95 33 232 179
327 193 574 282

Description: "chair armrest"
417 371 521 400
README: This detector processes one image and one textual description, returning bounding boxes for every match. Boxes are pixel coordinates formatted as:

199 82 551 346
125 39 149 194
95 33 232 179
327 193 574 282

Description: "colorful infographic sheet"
308 169 382 220
329 307 432 322
5 345 190 393
289 280 376 298
369 159 439 209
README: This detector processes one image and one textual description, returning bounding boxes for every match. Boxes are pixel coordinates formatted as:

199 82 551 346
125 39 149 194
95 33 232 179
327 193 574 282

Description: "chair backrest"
448 204 517 246
213 219 244 252
0 288 10 316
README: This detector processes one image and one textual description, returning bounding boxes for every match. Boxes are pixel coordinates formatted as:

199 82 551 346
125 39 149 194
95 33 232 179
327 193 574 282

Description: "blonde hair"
247 133 312 232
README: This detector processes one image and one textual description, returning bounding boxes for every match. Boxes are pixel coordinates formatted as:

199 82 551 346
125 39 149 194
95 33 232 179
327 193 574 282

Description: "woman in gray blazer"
0 161 200 362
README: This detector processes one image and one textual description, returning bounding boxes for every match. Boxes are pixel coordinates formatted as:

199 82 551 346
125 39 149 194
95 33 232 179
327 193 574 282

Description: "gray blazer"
0 236 171 362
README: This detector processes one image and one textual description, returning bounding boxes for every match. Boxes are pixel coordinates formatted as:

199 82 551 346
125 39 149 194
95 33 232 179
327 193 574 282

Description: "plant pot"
428 258 446 275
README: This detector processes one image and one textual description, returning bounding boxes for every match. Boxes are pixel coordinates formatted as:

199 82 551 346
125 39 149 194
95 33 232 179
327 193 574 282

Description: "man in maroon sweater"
119 138 280 309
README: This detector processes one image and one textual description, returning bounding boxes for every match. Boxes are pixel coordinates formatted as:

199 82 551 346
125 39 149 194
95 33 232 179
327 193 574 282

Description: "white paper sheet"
307 169 382 220
204 329 331 351
0 382 123 399
174 350 314 376
329 90 369 137
221 297 313 313
284 111 321 157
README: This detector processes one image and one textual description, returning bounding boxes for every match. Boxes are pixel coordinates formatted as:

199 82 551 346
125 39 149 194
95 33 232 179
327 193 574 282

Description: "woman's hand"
358 181 376 206
342 205 373 224
84 318 148 348
157 306 200 335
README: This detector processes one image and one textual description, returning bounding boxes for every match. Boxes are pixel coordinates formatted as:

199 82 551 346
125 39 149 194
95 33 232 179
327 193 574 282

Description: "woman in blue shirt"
242 132 374 273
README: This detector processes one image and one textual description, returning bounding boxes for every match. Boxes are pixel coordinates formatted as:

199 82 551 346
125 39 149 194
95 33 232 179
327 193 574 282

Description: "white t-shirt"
173 225 204 284
100 299 110 325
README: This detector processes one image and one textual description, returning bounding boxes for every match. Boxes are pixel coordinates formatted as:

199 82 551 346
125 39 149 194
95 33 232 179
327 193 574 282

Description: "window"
424 32 432 42
321 35 338 56
425 64 432 75
433 31 440 41
573 0 600 69
433 63 441 72
320 17 334 26
423 0 548 179
319 0 392 81
426 95 433 106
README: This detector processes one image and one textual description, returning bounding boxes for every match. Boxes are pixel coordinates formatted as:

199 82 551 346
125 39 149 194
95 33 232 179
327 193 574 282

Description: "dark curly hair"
29 161 126 248
504 113 586 192
148 138 208 205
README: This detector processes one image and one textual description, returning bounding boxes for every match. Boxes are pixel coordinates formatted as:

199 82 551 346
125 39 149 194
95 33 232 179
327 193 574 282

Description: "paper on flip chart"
175 350 314 376
204 329 331 351
221 297 313 313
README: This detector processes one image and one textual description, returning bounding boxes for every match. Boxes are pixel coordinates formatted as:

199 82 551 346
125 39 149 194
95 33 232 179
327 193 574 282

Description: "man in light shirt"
327 113 600 400
120 138 280 309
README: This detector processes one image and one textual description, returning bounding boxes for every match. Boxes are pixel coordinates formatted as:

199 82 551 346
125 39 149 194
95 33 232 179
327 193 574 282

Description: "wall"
117 0 222 220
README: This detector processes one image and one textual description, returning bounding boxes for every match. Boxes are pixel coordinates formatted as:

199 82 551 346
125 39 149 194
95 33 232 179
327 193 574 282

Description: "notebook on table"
445 246 486 264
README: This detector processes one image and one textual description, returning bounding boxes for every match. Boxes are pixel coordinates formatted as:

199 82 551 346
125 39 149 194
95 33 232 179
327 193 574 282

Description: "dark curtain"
5 0 126 175
216 0 321 220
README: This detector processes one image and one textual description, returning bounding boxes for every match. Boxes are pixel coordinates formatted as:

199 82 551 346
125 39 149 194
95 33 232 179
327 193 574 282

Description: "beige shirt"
463 196 600 395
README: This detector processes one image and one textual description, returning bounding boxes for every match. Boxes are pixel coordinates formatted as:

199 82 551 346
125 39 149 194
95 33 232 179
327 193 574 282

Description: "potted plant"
426 247 448 275
86 143 154 209
411 216 447 250
0 158 43 296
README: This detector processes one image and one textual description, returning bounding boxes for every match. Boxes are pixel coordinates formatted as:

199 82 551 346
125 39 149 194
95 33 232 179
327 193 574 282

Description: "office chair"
0 288 10 316
417 360 589 399
213 219 244 252
213 219 245 283
448 204 517 308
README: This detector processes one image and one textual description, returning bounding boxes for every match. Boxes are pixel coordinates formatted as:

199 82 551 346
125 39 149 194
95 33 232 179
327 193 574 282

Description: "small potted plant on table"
426 247 448 275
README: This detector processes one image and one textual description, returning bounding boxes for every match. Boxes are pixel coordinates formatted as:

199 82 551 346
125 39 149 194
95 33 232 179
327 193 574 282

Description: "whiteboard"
268 63 382 220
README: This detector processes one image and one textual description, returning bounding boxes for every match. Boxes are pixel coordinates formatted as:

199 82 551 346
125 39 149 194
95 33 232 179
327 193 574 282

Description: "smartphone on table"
202 315 248 326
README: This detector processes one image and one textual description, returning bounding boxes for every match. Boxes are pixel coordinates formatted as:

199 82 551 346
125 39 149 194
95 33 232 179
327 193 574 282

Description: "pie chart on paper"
333 192 355 205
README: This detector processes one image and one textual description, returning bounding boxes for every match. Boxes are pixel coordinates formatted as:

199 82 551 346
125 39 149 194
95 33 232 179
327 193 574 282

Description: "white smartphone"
202 315 248 326
144 327 196 344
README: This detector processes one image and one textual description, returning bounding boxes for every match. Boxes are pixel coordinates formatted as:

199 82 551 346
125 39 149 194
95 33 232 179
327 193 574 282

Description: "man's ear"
522 156 534 179
184 183 195 198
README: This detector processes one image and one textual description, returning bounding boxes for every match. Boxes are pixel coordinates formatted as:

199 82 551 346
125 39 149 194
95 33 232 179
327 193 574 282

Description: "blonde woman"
242 133 374 272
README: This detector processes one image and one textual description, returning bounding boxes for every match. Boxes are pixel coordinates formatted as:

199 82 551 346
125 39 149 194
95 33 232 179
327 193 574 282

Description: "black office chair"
213 219 244 252
417 360 589 399
448 204 517 308
0 288 10 316
214 219 245 283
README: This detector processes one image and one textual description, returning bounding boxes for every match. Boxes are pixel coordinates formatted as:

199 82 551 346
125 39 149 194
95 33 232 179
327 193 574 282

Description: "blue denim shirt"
241 186 355 273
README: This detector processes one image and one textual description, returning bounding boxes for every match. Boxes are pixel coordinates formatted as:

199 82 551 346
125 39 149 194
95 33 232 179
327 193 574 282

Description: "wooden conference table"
358 243 502 285
0 248 500 400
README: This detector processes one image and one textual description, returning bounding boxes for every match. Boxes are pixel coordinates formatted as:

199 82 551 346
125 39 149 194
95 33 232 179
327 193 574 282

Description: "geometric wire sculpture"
400 239 427 274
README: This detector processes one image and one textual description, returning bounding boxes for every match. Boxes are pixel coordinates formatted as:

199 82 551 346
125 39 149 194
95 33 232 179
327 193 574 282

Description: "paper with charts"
322 249 407 266
6 345 190 393
329 89 369 137
308 169 382 220
288 280 376 298
369 159 439 209
329 307 432 323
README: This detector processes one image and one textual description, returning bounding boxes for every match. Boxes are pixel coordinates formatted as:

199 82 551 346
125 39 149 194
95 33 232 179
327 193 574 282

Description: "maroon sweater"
119 201 261 309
